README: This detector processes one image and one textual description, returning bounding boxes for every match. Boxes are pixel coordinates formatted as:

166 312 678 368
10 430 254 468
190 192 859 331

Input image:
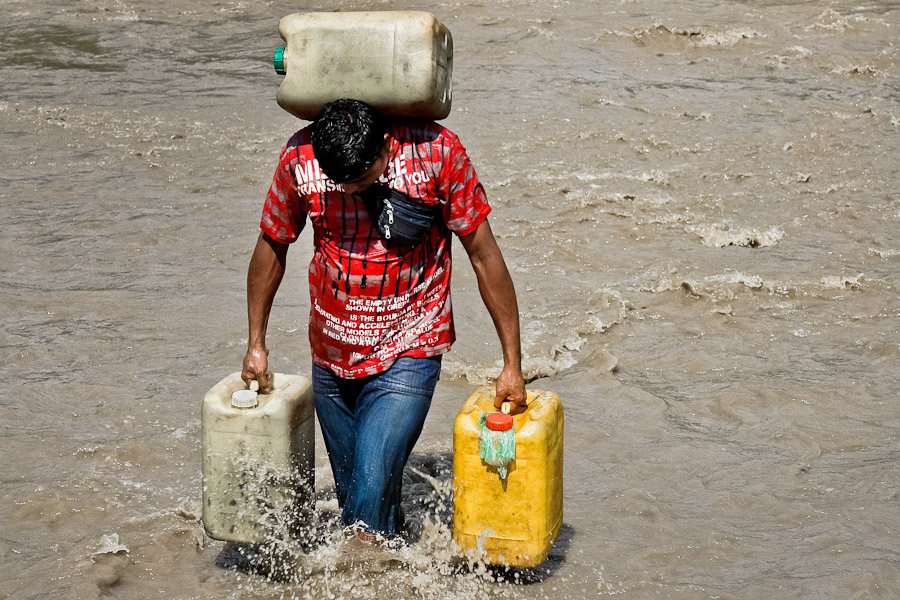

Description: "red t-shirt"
260 120 491 378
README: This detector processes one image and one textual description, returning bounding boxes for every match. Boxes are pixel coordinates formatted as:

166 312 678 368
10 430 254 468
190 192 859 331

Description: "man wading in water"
241 98 526 543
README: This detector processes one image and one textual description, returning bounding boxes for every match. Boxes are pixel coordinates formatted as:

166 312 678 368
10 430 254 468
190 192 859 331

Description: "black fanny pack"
362 184 441 246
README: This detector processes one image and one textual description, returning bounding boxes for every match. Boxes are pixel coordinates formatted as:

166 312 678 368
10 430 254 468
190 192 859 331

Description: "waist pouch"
363 184 441 246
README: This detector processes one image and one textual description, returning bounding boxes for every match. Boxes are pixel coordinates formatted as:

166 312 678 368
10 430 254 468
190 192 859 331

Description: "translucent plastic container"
274 11 453 120
453 386 564 567
201 372 314 544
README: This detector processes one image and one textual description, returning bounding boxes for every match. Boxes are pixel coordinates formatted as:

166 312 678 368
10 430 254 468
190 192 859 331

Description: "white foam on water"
641 270 767 300
688 223 785 248
820 273 864 290
706 272 766 289
443 348 581 385
768 45 814 68
693 28 763 47
444 289 627 383
92 533 129 556
217 499 525 600
869 248 900 258
807 9 852 31
612 23 765 48
639 269 881 304
831 64 880 76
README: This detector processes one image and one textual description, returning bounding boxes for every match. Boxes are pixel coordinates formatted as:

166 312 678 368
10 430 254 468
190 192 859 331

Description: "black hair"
311 99 385 183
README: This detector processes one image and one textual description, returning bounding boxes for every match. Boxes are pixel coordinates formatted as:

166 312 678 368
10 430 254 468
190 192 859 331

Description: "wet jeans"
312 355 442 537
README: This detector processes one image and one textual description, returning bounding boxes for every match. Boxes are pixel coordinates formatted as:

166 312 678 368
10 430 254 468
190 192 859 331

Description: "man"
241 98 525 542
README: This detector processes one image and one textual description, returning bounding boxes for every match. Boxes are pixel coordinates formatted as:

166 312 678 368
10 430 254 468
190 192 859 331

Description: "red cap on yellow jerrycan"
486 412 513 431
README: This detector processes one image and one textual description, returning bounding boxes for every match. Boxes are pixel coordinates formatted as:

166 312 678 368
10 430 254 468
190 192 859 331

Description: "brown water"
2 0 900 598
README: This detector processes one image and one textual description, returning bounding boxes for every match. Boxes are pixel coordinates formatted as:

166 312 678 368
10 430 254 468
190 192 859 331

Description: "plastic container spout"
274 47 286 75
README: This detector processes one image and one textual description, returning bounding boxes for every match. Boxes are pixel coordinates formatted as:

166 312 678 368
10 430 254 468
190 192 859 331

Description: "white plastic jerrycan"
273 11 453 120
201 372 314 544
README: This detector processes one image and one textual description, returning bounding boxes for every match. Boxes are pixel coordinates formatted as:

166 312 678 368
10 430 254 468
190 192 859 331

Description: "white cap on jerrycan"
229 376 270 408
230 389 258 409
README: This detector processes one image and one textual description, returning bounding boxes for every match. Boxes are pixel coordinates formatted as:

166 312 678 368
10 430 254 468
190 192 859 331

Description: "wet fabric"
311 355 442 536
261 119 491 379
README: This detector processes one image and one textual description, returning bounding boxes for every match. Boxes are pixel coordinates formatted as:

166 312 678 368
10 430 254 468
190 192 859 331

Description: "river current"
2 0 899 598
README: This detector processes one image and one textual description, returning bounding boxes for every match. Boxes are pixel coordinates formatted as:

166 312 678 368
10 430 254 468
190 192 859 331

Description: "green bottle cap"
274 47 285 75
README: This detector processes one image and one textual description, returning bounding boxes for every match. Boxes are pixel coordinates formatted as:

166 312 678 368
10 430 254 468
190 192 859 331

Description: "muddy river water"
2 0 899 598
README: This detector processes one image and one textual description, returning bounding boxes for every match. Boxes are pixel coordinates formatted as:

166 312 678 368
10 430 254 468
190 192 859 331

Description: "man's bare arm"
459 218 527 412
242 232 289 393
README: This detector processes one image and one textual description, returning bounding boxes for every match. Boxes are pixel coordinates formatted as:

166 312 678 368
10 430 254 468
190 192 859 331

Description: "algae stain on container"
273 11 453 120
201 372 314 545
453 386 564 567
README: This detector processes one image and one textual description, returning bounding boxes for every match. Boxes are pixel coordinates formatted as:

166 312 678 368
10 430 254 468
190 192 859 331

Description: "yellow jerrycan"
201 372 314 544
453 386 564 567
273 11 453 120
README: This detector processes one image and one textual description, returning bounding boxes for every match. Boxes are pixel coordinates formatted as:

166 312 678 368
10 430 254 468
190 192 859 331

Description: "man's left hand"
494 363 527 414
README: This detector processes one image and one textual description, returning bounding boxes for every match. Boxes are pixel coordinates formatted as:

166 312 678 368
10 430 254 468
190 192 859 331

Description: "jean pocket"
376 356 442 394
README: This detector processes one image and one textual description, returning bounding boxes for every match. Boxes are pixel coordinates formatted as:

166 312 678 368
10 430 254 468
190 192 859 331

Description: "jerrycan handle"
247 372 273 393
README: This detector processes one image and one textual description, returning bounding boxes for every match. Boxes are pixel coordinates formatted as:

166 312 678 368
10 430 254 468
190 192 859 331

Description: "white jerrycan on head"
273 11 453 120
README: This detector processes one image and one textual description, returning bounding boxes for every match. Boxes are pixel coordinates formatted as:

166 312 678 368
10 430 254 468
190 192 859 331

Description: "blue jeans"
312 355 442 537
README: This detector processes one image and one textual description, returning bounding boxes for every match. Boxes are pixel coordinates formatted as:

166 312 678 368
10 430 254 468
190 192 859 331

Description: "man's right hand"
242 345 272 393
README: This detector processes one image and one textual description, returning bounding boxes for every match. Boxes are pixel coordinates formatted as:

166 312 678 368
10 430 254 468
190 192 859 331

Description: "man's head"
312 99 388 192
